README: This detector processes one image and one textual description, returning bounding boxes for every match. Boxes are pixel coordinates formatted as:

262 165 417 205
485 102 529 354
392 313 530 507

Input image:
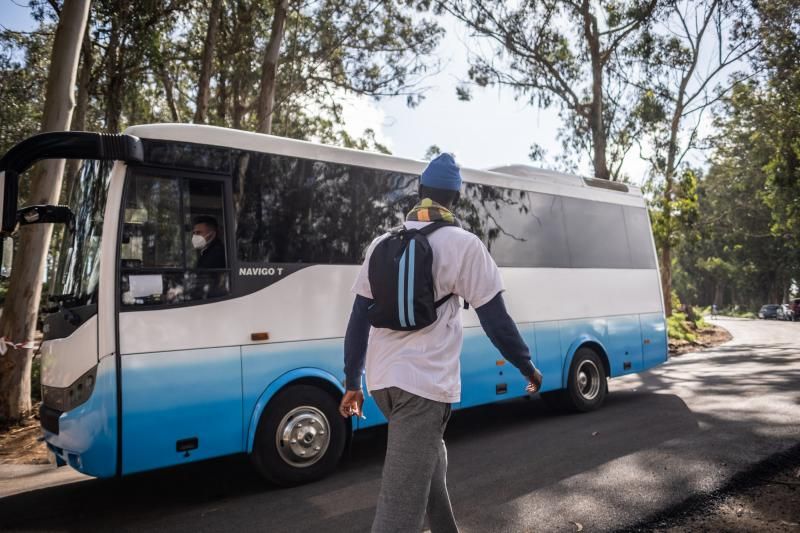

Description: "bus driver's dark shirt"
197 237 225 269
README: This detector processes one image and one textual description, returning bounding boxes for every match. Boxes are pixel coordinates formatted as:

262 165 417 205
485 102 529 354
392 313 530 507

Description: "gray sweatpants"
371 387 459 533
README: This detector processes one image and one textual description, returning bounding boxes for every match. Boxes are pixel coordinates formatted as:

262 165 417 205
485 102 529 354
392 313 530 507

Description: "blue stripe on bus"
398 248 407 328
407 240 416 327
42 312 667 477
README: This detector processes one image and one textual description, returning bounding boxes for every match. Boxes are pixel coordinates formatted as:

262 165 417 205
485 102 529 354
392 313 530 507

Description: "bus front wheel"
542 347 608 413
250 384 346 486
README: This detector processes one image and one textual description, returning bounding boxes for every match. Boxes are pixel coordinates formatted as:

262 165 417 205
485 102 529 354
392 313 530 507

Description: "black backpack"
367 221 456 331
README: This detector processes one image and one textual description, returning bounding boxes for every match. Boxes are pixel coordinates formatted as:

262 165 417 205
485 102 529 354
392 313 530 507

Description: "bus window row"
233 150 656 269
118 146 656 307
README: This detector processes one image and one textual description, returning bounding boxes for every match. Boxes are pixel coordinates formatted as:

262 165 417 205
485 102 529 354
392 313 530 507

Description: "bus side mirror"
17 205 75 231
0 170 20 235
0 236 12 278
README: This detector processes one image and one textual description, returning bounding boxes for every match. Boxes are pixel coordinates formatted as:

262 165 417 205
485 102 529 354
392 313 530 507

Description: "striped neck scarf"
406 198 458 224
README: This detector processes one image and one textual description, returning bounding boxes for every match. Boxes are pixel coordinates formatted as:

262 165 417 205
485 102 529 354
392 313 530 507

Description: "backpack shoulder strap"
433 294 469 309
417 219 460 236
434 294 454 308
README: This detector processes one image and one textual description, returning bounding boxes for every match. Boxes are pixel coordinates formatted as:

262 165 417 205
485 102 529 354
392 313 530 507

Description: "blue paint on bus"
47 312 666 477
44 356 118 478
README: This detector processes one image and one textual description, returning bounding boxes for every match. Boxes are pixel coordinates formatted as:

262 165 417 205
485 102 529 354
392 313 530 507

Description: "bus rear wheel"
250 384 346 486
543 347 608 413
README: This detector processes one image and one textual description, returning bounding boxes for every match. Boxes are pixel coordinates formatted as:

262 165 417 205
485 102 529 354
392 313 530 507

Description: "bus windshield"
49 160 114 307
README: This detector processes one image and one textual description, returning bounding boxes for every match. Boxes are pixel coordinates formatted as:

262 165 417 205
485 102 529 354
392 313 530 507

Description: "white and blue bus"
0 125 667 484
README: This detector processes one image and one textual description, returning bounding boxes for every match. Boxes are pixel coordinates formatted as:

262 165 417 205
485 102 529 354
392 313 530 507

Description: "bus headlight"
41 365 97 412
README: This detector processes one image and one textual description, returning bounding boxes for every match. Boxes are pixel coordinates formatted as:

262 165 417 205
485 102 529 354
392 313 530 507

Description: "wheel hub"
276 407 330 468
576 360 601 401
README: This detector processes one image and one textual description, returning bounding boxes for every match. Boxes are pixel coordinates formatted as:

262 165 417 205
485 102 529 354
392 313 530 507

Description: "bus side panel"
641 313 668 369
241 338 346 435
533 321 563 393
459 325 533 409
558 317 608 385
121 347 242 474
44 355 118 478
605 316 644 376
460 327 508 408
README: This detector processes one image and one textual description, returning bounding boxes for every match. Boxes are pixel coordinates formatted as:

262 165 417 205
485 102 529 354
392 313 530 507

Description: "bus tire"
250 384 346 486
563 347 608 412
541 348 608 413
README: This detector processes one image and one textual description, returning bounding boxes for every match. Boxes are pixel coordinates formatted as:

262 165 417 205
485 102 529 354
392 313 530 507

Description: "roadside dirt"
623 444 800 532
669 322 733 357
658 470 800 532
0 404 49 465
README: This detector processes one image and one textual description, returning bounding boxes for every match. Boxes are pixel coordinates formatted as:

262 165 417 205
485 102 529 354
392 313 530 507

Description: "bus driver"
192 215 226 269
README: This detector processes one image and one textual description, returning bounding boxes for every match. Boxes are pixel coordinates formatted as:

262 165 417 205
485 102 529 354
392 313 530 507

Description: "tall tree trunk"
232 76 243 130
660 94 686 318
0 0 91 424
63 24 92 195
57 24 93 281
256 0 288 134
105 13 121 132
216 68 228 125
713 282 724 308
581 0 610 180
659 242 672 316
159 60 181 122
72 26 92 134
195 0 223 123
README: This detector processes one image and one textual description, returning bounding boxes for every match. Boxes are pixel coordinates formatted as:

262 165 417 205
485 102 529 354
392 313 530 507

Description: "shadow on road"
0 391 699 532
639 342 800 401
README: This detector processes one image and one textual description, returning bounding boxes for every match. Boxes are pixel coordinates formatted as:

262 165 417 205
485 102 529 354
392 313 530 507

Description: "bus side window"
120 173 230 307
185 178 229 300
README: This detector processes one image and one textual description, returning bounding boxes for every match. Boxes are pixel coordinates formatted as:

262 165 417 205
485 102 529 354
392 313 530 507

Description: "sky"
2 2 718 186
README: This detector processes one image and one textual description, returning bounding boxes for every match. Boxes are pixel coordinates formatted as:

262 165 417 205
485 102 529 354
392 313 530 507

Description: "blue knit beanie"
420 153 462 191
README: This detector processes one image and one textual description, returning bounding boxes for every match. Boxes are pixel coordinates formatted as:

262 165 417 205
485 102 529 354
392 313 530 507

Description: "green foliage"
3 0 443 150
667 290 710 342
0 28 53 204
0 30 49 153
667 1 799 312
444 0 661 180
667 311 696 342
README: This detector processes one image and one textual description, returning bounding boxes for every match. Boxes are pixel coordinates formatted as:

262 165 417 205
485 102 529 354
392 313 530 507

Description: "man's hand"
525 368 544 394
339 390 365 419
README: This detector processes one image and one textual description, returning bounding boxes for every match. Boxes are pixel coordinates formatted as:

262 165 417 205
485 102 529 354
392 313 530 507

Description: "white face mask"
192 234 208 250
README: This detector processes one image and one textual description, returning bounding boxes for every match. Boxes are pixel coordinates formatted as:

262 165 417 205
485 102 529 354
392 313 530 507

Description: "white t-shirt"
351 221 504 403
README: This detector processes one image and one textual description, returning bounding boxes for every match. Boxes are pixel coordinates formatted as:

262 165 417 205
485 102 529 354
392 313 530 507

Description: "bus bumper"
40 356 118 478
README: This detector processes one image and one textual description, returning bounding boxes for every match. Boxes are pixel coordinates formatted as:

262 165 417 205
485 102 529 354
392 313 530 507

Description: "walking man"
340 153 543 533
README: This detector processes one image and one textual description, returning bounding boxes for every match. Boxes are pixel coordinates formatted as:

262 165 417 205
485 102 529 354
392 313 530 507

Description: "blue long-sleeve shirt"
343 292 537 391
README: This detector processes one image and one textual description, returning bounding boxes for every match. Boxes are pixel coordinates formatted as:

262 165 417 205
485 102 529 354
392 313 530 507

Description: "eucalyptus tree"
0 0 91 423
0 30 51 159
672 0 800 311
678 82 793 309
751 0 800 281
633 0 758 315
202 0 443 141
442 0 660 181
194 0 223 123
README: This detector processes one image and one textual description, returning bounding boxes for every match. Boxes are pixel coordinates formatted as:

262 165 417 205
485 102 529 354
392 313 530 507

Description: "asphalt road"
1 317 798 532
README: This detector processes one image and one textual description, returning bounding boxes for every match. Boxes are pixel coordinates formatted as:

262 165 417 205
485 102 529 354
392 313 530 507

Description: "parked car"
759 304 781 319
777 304 794 321
789 298 800 322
